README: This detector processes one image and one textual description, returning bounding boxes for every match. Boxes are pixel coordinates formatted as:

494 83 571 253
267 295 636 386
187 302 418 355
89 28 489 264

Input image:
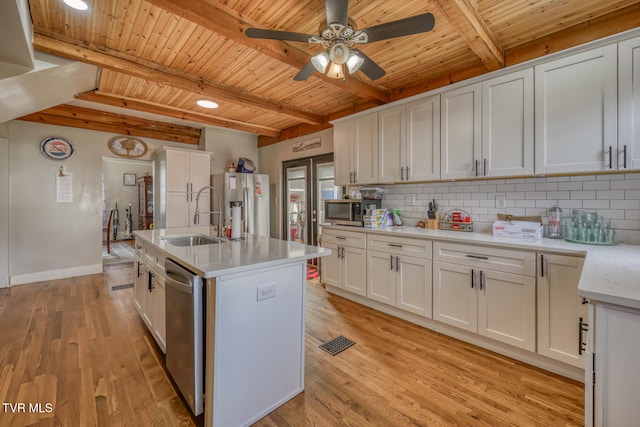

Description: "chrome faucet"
193 185 223 238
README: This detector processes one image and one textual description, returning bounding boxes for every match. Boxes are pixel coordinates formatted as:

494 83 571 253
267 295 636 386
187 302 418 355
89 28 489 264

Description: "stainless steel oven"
165 258 204 416
325 199 381 226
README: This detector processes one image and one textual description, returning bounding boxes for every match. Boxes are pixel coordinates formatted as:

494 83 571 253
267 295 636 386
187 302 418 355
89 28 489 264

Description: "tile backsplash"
380 173 640 244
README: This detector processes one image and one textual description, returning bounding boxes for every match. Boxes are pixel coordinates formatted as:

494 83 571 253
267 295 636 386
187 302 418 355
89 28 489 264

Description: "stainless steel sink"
162 234 225 246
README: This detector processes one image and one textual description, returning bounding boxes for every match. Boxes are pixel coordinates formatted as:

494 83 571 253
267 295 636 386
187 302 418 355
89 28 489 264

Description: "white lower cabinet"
591 302 640 427
321 229 366 296
366 234 432 318
133 245 167 353
433 242 536 351
537 253 586 368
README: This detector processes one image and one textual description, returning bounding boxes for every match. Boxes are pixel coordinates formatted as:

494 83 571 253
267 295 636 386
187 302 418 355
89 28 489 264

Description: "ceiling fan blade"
246 27 314 43
351 49 386 80
362 12 435 43
293 62 317 81
325 0 349 26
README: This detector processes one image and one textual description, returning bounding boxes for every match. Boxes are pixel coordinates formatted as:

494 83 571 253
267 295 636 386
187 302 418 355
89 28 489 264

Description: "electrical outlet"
495 194 506 209
405 195 416 206
257 284 276 301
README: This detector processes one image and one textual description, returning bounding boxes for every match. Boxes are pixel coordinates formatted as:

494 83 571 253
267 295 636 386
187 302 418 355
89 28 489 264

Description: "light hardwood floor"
0 265 584 426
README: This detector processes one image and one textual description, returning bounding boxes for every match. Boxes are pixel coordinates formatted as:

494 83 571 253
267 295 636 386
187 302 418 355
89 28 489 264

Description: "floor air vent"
111 283 134 291
319 335 355 356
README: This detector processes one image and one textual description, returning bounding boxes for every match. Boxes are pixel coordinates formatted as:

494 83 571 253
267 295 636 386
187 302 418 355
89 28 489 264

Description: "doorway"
282 154 341 254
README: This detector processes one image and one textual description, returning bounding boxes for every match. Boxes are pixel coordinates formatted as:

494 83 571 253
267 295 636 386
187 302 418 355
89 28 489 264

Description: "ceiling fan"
245 0 435 81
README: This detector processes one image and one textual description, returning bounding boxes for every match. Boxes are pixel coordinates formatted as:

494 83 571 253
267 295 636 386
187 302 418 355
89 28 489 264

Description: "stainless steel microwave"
325 199 382 226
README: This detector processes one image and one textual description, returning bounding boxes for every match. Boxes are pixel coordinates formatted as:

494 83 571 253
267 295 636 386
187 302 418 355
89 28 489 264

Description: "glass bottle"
548 205 563 238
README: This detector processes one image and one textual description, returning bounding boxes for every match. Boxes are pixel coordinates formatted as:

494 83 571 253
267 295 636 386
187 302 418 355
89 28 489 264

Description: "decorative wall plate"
108 136 148 158
40 136 74 160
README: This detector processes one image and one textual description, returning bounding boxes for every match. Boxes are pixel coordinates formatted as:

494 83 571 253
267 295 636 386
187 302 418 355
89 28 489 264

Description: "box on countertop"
492 220 543 239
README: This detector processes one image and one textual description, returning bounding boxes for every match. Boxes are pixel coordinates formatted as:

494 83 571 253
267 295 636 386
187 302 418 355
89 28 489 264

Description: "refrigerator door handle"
243 186 249 233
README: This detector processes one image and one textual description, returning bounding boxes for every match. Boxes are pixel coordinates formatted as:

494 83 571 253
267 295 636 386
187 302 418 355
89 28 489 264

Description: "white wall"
258 129 334 239
202 127 259 174
4 120 217 286
102 158 152 238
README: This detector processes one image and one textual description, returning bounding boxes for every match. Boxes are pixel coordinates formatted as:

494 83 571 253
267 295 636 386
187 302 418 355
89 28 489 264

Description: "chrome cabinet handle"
406 166 410 180
471 269 475 288
336 236 346 240
401 167 405 181
540 254 545 277
475 159 479 177
390 255 394 271
483 159 487 176
395 256 400 272
388 243 403 248
608 146 613 169
624 145 628 169
466 254 488 260
479 270 485 290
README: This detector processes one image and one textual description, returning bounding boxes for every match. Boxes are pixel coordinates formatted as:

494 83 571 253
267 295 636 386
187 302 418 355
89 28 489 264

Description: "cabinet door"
432 261 477 332
595 303 640 427
482 69 534 177
188 151 212 191
618 37 640 170
353 113 378 184
343 246 367 296
367 250 396 305
153 274 166 353
321 241 342 288
333 120 353 186
378 105 404 183
534 45 618 174
397 255 432 318
165 149 190 192
165 192 190 228
406 95 440 182
478 269 536 351
134 258 146 315
441 83 482 180
537 253 586 367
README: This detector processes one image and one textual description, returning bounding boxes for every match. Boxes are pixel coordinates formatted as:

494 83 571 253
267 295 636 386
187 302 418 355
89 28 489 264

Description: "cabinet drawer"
323 229 366 249
367 234 432 259
433 242 535 276
143 245 166 275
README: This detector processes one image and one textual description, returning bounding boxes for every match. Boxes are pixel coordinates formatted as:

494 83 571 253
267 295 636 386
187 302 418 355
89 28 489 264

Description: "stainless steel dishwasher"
164 258 204 416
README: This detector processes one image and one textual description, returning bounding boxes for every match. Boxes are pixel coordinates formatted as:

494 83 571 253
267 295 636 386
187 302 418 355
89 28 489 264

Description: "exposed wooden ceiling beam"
18 104 201 145
505 3 640 66
75 91 281 138
432 0 504 70
145 0 390 103
33 31 324 127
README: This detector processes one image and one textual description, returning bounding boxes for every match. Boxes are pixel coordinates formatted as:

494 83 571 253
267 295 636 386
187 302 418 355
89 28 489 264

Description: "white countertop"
134 227 331 279
324 224 640 310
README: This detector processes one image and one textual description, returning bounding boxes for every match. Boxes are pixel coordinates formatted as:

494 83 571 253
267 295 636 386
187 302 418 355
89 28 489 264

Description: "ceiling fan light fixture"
329 43 350 65
311 52 330 73
346 52 364 74
326 62 344 79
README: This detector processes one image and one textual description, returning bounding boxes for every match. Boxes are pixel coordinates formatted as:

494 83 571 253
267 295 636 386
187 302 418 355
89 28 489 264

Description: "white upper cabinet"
482 69 534 177
618 36 640 170
379 95 441 183
534 45 618 174
441 82 482 180
441 69 534 180
333 112 378 186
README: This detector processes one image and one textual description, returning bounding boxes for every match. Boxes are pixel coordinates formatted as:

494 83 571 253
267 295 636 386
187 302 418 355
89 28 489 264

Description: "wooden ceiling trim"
75 90 281 137
144 0 390 103
258 99 383 147
432 0 504 71
504 4 640 67
33 31 325 126
18 104 201 145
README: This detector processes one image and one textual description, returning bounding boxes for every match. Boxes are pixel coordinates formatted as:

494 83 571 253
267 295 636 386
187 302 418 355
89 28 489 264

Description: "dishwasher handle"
165 259 196 294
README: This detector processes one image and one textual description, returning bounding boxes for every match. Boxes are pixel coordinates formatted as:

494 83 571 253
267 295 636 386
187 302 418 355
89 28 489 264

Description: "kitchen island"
134 226 330 427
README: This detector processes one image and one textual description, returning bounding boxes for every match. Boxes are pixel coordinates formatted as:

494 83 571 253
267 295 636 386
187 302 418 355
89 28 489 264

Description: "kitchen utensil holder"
427 212 439 229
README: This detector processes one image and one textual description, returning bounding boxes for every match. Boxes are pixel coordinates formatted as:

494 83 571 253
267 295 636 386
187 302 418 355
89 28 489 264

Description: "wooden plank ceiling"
24 0 640 146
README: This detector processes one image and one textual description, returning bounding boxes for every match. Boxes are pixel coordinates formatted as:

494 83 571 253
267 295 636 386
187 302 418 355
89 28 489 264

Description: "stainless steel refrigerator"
211 172 270 238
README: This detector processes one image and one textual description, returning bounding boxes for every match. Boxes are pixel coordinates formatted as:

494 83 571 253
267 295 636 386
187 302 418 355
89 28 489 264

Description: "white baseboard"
9 264 103 286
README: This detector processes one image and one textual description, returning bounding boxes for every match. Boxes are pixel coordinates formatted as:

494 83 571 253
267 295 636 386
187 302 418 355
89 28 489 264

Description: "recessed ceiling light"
197 100 219 109
62 0 90 11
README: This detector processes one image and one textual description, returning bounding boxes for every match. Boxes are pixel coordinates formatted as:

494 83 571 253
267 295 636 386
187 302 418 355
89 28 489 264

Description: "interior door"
282 154 338 247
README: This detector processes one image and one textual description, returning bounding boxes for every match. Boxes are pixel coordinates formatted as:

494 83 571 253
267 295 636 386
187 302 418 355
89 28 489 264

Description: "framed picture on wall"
123 173 136 186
